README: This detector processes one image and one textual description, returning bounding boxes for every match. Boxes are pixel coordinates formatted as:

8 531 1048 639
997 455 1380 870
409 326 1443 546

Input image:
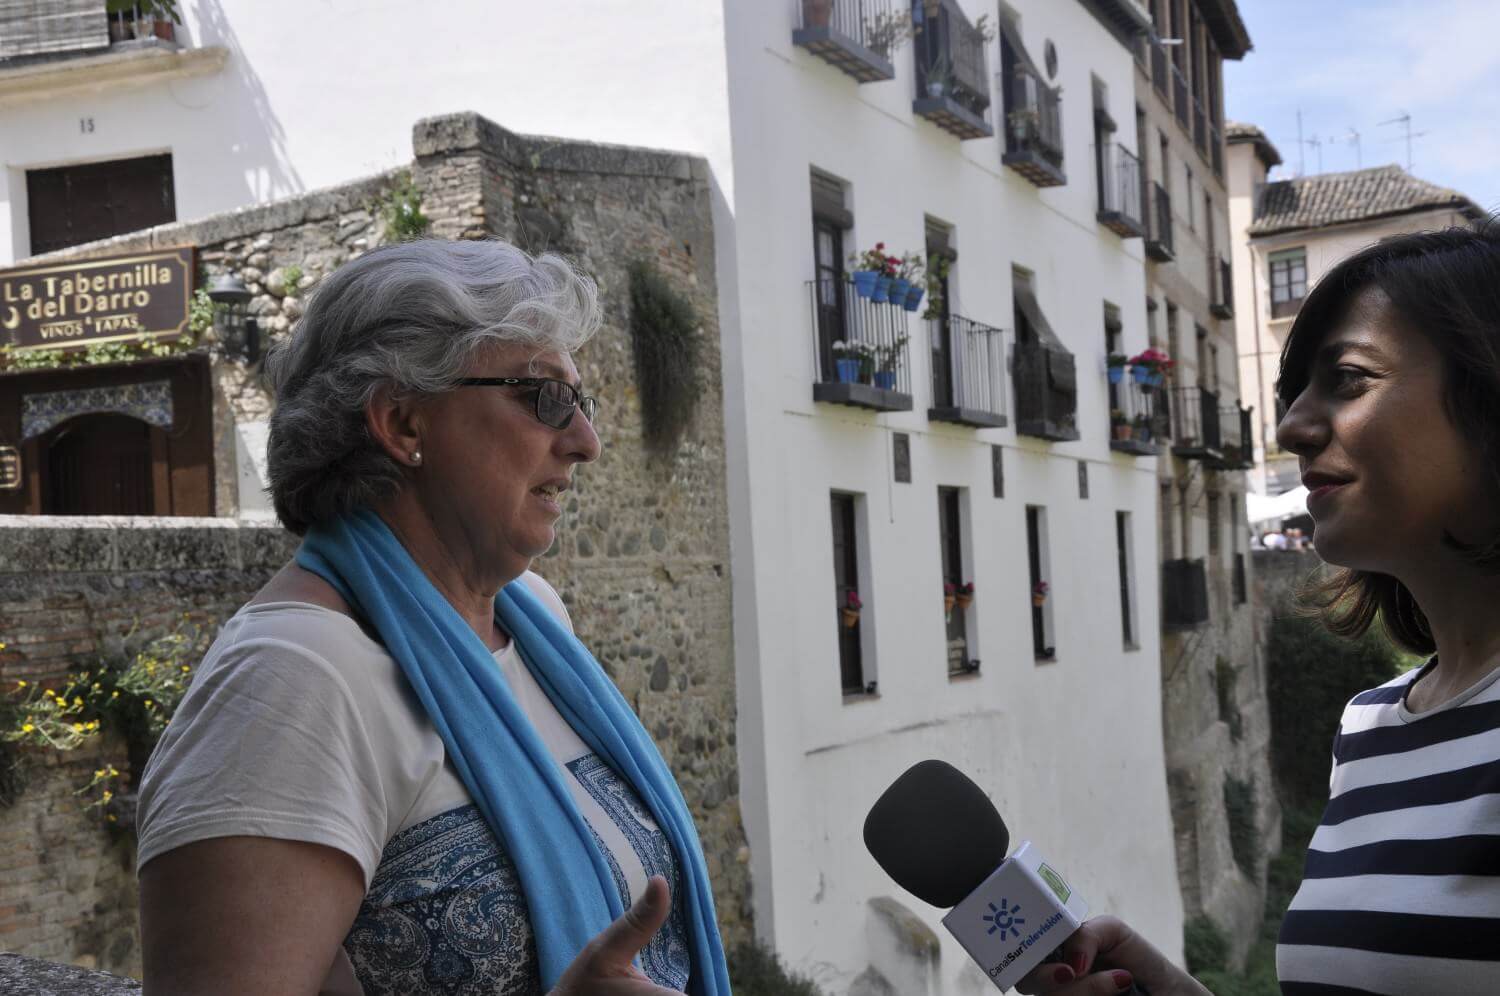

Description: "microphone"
864 760 1147 994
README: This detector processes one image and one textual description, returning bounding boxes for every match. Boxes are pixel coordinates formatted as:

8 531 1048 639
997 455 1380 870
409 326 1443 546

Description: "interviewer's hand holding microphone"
864 760 1212 996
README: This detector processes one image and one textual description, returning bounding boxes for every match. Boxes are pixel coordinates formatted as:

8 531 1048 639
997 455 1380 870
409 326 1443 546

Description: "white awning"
1247 486 1308 526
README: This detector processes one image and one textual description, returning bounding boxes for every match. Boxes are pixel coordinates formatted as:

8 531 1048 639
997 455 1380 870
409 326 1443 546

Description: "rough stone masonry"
0 111 749 975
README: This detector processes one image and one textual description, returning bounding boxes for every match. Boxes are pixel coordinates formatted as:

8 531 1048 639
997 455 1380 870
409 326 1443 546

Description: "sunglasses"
455 377 599 430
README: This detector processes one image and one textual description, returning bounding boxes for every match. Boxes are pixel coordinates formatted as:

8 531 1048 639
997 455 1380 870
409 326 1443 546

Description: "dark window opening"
831 492 867 694
1026 505 1053 659
1117 511 1135 646
1270 249 1308 319
938 487 974 674
27 153 176 256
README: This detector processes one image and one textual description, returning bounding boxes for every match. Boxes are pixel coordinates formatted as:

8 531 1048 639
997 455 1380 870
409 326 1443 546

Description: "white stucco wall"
3 1 1186 987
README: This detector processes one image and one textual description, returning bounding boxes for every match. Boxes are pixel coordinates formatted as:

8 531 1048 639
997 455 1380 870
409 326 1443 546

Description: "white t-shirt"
137 571 690 995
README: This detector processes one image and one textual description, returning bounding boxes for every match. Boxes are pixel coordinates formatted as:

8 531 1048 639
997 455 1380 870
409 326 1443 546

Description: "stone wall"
0 518 296 976
0 111 748 970
1160 529 1282 969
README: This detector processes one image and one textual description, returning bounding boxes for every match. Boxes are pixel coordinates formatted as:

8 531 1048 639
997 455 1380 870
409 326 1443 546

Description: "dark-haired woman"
1017 224 1500 996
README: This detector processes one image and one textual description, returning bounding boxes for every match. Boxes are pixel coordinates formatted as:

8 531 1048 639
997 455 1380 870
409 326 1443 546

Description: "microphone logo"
983 899 1025 939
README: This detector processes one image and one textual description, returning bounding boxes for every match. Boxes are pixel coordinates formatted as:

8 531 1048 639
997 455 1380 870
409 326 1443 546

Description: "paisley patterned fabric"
344 755 691 994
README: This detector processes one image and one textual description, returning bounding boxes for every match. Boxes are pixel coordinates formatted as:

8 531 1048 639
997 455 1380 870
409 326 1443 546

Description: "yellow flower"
21 723 33 733
15 680 25 689
72 722 83 732
108 766 119 777
44 689 55 698
72 697 82 707
92 683 101 692
181 665 191 673
144 699 154 708
107 814 117 823
95 769 105 779
102 790 113 803
111 691 120 699
0 642 7 650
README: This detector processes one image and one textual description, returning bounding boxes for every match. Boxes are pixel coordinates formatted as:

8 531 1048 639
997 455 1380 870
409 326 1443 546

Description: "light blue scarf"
296 508 729 994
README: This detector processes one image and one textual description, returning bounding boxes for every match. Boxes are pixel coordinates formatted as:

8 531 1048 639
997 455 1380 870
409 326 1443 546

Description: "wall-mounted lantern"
206 273 259 365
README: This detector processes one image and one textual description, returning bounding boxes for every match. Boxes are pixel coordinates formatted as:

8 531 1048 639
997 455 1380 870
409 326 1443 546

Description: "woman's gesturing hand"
1014 916 1214 996
549 875 684 996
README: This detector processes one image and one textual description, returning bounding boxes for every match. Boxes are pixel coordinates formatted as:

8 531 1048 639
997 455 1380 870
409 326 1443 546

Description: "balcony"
1193 97 1208 156
1211 254 1233 318
1108 375 1165 456
1163 558 1209 628
1150 38 1168 98
0 3 225 105
1172 65 1189 129
808 278 914 413
1210 122 1224 176
1013 341 1079 442
792 0 897 84
1097 144 1145 239
929 315 1008 428
1211 403 1254 470
1002 63 1065 187
912 0 993 140
1169 386 1223 461
1145 182 1173 261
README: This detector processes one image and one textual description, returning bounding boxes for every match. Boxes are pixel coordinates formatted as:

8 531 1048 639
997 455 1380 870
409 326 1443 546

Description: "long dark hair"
1275 222 1500 655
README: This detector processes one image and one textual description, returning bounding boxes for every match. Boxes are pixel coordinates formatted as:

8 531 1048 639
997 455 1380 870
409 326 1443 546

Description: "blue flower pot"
852 270 878 298
1132 365 1151 384
1108 366 1125 384
904 286 925 312
1149 370 1164 387
872 276 892 304
874 370 896 390
889 278 911 303
836 358 860 383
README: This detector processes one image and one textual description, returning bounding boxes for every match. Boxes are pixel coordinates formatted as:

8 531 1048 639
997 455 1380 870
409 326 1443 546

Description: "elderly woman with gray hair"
133 239 730 995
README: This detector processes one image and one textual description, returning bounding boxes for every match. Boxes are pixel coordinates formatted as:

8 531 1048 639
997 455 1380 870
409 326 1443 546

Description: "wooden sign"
0 246 194 353
0 446 19 491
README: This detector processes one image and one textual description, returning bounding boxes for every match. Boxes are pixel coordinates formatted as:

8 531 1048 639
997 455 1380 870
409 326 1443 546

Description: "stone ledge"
0 516 297 574
413 111 706 182
0 953 140 994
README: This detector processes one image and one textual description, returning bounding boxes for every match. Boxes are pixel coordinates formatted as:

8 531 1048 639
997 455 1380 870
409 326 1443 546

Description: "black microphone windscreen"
863 759 1010 908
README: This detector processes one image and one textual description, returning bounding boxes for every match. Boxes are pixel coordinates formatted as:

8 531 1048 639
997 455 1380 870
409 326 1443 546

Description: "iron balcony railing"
1098 143 1144 237
1193 96 1208 155
1146 181 1174 260
807 278 913 411
1210 122 1223 176
1164 558 1209 627
792 0 899 83
1108 375 1166 454
1150 37 1168 97
1003 62 1065 180
1013 341 1079 441
1169 385 1222 457
930 314 1008 426
913 0 992 138
1213 403 1253 469
1172 64 1189 128
1211 254 1233 318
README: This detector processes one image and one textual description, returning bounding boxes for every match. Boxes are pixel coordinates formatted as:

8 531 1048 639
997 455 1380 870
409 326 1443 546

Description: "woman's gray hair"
264 238 601 535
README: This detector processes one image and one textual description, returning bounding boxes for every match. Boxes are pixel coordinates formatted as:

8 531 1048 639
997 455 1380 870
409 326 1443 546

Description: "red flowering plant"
1128 348 1175 376
943 582 957 597
846 590 863 610
849 242 901 276
958 582 974 596
1032 580 1050 603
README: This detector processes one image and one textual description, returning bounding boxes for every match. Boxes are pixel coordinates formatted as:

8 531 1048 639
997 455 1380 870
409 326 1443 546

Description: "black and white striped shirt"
1277 662 1500 995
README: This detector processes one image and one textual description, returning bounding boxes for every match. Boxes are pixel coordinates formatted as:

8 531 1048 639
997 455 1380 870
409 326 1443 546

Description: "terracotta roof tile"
1250 164 1481 236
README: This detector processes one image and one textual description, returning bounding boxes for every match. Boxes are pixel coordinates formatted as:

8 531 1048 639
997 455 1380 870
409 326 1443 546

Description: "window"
1160 482 1176 560
1117 511 1137 647
1184 164 1194 230
830 492 870 695
1166 302 1181 377
938 487 977 675
27 154 176 256
1104 302 1123 411
1012 268 1078 441
1159 133 1171 193
1146 295 1159 344
1026 505 1054 660
1092 76 1116 216
1270 248 1308 319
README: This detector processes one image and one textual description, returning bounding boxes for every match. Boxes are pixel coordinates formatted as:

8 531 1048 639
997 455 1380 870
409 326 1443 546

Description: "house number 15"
79 117 95 133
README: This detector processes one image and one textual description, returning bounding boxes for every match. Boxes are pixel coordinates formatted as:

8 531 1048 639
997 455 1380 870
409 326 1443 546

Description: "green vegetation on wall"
626 259 701 455
376 170 430 243
726 939 824 996
1223 774 1259 877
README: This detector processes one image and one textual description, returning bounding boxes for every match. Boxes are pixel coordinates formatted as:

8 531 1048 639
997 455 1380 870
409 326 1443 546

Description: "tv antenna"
1378 112 1428 171
1302 133 1323 174
1332 127 1361 169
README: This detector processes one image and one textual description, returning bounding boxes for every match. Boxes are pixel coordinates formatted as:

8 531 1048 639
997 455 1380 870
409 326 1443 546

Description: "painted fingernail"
1112 970 1134 992
1070 953 1088 976
1053 966 1075 985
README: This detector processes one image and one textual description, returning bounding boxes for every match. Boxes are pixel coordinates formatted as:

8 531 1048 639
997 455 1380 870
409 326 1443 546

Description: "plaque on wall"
892 432 911 484
0 446 19 491
1 246 195 354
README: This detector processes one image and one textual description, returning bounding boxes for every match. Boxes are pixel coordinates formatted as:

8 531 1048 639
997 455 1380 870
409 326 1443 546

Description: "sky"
1223 0 1500 213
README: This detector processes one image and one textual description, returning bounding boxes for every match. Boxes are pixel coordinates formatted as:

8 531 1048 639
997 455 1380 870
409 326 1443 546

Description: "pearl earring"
411 451 422 465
